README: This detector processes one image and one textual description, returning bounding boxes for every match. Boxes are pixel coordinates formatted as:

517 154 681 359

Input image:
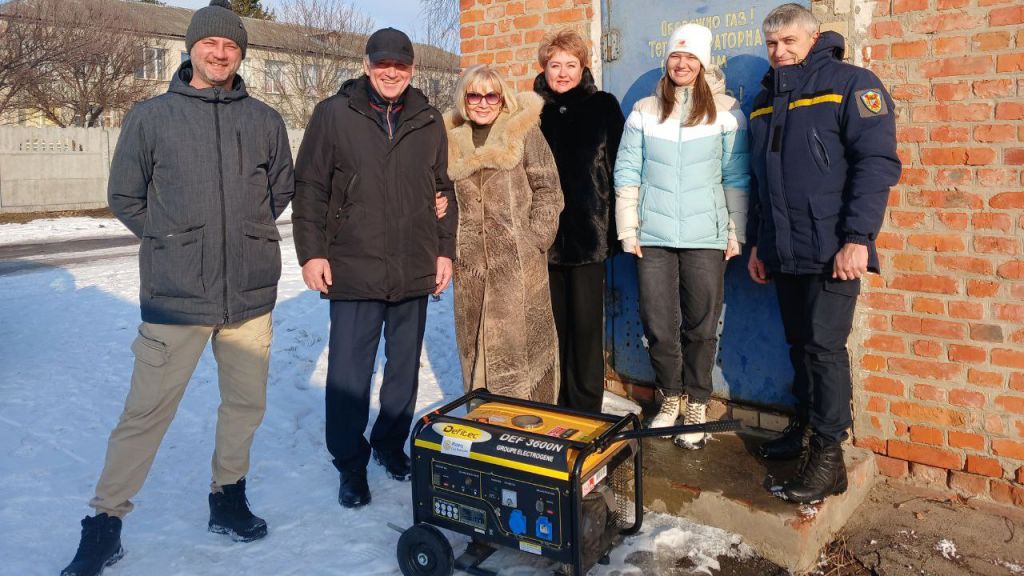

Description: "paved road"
0 222 293 277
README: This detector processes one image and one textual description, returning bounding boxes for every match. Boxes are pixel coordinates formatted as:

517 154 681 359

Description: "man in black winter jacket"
292 28 457 509
746 4 901 504
62 3 293 575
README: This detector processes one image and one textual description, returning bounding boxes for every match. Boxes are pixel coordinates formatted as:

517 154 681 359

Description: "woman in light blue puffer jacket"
614 23 749 450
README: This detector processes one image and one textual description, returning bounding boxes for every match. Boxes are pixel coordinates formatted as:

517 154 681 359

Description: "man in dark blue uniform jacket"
746 4 901 504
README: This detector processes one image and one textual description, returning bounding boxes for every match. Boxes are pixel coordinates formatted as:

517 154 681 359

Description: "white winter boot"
673 400 708 450
648 393 682 436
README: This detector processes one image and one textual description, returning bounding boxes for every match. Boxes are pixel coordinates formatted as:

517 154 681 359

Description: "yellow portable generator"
395 389 740 576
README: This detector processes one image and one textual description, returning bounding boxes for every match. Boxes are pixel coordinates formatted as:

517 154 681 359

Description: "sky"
164 0 423 38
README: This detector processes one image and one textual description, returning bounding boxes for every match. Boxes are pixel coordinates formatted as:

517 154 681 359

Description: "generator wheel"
397 524 454 576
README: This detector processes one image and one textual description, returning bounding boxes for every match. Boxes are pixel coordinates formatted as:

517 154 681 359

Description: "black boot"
758 419 810 460
208 478 268 542
339 468 371 508
61 514 125 576
782 434 848 504
373 448 411 481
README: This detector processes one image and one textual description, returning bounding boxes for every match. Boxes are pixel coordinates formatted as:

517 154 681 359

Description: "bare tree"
0 0 68 122
4 0 163 127
414 0 460 111
417 0 458 56
259 0 374 127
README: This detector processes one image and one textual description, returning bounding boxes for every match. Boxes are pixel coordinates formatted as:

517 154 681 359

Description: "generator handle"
596 419 744 449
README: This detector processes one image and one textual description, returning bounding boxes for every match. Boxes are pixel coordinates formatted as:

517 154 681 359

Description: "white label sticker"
581 465 608 497
519 541 543 555
440 436 472 458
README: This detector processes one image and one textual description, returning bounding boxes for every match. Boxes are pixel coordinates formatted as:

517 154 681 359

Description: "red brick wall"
853 0 1024 507
459 0 595 92
460 0 1024 507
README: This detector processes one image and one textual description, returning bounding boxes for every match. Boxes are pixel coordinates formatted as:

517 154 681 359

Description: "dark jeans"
636 248 726 402
325 296 428 472
549 262 606 414
774 273 859 443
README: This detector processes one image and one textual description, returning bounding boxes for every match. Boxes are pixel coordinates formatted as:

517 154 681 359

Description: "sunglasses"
466 92 501 105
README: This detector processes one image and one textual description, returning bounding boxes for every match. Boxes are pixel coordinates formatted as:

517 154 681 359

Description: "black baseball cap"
366 27 415 65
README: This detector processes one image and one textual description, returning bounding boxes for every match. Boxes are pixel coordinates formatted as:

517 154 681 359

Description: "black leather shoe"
339 468 371 508
208 478 268 542
759 419 810 460
373 448 411 481
782 434 848 504
61 514 125 576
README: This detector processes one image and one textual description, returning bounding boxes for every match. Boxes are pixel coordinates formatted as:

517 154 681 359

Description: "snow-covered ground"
0 217 752 575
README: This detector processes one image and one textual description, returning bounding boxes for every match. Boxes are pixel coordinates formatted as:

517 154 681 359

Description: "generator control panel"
428 460 564 549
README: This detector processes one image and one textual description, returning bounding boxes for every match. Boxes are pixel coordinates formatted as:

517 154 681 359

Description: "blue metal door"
600 0 806 409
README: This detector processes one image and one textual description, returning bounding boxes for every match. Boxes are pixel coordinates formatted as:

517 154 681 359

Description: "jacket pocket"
808 194 842 264
807 128 831 173
241 220 282 292
822 276 861 298
326 172 358 240
144 226 205 299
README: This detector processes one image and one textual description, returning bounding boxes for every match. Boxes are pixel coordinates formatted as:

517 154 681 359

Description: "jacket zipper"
386 101 394 141
811 129 830 168
236 130 243 176
214 90 229 324
772 95 795 268
384 101 394 297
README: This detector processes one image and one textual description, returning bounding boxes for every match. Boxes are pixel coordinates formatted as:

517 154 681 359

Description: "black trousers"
549 262 606 413
325 296 428 472
636 248 726 402
774 273 859 443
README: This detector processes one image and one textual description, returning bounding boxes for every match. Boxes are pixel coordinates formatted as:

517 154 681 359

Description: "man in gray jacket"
61 2 293 575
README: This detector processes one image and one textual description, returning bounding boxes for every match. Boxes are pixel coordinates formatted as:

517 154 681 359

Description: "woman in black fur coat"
534 30 625 413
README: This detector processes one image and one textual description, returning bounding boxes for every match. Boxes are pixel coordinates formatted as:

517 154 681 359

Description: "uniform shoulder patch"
855 89 887 117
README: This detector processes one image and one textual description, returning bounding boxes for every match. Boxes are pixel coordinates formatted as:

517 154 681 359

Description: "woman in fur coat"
446 65 565 403
534 30 625 414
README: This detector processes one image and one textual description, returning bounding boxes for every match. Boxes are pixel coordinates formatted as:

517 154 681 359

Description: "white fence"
0 127 305 213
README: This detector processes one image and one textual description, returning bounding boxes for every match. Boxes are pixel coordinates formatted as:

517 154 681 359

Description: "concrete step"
640 431 877 573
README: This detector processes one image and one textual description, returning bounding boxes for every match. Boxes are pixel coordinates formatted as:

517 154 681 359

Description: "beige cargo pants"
89 312 272 518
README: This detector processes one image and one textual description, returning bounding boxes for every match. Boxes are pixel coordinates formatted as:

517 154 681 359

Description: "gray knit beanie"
186 0 248 59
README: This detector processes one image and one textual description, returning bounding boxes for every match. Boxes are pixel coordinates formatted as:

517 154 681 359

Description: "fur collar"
445 92 544 181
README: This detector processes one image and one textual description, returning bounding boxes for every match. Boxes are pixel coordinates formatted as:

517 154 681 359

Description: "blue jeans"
636 248 726 402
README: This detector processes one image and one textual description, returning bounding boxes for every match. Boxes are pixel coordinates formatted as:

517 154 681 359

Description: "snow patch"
0 216 127 246
0 221 752 575
994 559 1024 574
601 391 642 417
935 538 959 560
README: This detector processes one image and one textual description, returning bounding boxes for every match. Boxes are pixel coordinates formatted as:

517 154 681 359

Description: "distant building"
0 0 459 127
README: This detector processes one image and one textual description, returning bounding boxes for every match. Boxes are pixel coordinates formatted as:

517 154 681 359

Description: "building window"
302 64 318 87
264 60 286 94
136 47 167 80
301 63 320 95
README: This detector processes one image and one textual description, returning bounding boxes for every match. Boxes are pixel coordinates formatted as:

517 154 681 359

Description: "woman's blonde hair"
453 65 520 123
537 29 589 68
